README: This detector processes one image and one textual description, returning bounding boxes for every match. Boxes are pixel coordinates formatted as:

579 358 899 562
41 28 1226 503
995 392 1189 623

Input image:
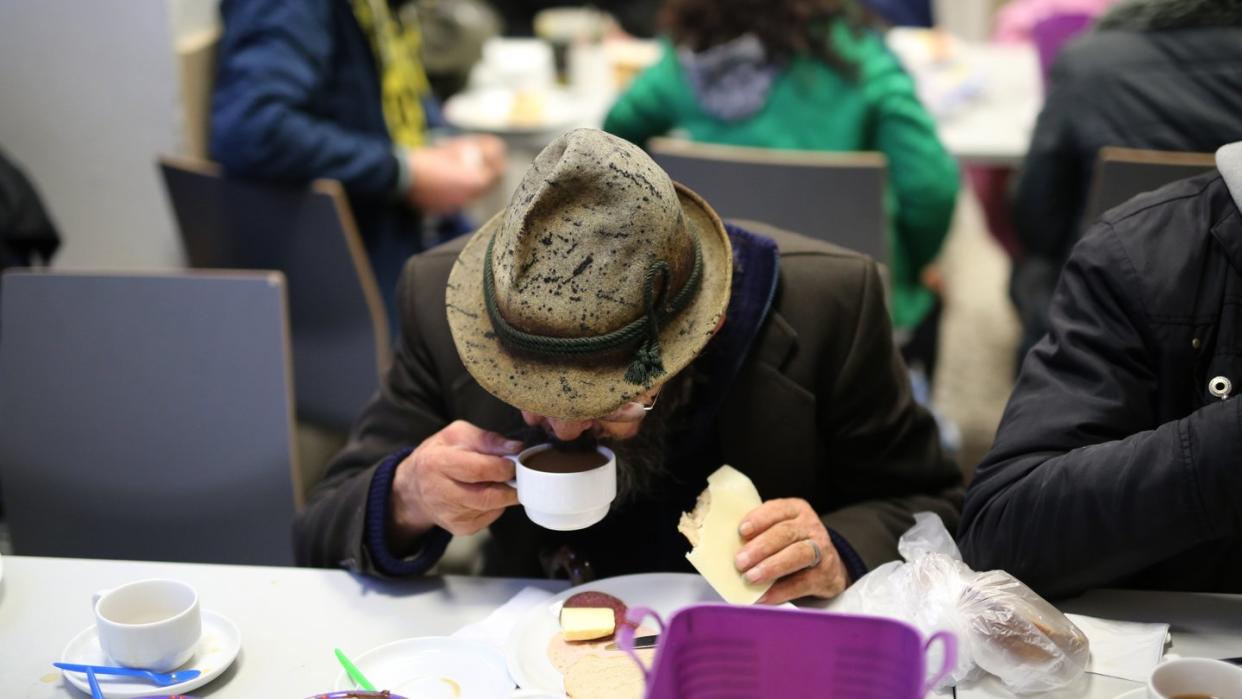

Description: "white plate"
333 636 513 698
60 609 241 698
444 87 583 134
505 572 721 696
1113 689 1145 699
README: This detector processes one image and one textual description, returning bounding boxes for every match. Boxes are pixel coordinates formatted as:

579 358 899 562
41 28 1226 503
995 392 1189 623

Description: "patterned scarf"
678 34 779 122
351 0 430 147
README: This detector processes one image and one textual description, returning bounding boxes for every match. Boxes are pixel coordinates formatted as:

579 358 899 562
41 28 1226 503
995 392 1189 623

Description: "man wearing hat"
296 129 961 603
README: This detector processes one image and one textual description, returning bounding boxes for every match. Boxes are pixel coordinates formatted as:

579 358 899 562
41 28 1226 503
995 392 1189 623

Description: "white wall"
0 1 190 269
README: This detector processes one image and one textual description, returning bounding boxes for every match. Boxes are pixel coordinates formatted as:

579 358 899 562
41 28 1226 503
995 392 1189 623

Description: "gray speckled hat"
446 129 733 419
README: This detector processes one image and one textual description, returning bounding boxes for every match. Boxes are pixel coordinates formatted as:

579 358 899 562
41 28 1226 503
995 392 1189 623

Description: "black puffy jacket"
962 172 1242 597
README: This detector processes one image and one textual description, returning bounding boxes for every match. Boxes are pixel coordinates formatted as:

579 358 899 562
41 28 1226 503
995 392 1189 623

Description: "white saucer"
60 609 241 698
1112 689 1145 699
334 636 513 698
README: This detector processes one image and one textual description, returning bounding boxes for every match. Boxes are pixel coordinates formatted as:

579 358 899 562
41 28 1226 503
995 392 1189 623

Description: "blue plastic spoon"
54 662 201 686
86 669 104 699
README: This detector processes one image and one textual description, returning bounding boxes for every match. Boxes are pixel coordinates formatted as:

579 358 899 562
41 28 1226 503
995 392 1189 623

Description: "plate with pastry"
332 637 513 698
505 573 720 699
506 466 778 698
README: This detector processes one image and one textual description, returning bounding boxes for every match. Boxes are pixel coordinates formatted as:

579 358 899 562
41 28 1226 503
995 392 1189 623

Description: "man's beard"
601 411 671 504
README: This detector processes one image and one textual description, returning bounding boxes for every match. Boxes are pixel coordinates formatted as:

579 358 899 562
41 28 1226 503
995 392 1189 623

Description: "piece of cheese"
678 465 772 604
559 607 617 642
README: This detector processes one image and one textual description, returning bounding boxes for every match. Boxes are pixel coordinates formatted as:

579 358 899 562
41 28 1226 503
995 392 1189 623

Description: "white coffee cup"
506 443 616 531
1148 657 1242 699
93 579 202 671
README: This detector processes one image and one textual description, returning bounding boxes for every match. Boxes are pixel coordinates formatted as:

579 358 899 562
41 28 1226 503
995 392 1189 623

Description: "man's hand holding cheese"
679 466 846 605
738 498 847 604
295 130 963 594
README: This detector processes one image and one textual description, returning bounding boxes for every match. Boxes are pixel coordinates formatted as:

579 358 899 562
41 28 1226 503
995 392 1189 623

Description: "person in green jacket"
603 0 958 375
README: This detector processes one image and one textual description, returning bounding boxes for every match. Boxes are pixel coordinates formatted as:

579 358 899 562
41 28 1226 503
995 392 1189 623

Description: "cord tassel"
625 339 665 385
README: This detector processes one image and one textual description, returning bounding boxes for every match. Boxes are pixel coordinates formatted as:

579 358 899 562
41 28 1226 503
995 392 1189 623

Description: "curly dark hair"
659 0 870 79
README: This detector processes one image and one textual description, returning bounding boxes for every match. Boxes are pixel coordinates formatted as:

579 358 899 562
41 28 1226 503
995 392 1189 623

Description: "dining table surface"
461 32 1043 160
3 555 1242 698
462 34 1042 232
925 39 1042 166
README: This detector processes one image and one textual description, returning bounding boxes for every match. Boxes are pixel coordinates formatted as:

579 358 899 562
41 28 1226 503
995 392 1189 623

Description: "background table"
461 34 1044 232
885 31 1043 166
3 556 1241 697
932 41 1041 166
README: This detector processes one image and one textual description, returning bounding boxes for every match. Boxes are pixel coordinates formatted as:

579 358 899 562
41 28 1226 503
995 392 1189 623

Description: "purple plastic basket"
618 604 955 699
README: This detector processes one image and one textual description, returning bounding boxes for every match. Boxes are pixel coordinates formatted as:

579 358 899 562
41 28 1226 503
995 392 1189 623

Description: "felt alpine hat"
445 128 732 419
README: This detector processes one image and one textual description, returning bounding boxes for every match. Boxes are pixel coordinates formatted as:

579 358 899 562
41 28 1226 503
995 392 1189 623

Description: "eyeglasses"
598 387 661 423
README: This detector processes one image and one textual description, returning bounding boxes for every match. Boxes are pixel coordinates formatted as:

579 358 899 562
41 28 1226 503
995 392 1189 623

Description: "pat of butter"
559 607 617 642
680 465 772 605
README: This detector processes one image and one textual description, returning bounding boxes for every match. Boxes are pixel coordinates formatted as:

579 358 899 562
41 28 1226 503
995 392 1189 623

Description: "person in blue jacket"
211 0 505 321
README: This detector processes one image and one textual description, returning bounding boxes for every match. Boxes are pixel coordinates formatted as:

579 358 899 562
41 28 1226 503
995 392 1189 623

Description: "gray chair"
158 157 390 431
648 138 889 264
0 270 298 564
1083 147 1218 224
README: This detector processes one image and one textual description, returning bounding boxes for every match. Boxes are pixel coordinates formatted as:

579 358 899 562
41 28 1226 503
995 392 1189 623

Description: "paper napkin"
453 586 556 652
1065 613 1169 683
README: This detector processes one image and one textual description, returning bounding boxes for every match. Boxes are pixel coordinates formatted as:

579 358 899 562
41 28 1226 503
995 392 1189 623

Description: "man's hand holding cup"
389 420 521 547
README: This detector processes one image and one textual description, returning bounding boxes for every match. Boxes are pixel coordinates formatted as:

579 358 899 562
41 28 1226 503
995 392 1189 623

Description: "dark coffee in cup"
508 443 616 530
524 448 608 473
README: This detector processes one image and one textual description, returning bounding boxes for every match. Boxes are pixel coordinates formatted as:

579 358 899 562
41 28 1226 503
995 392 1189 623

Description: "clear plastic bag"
831 513 1089 693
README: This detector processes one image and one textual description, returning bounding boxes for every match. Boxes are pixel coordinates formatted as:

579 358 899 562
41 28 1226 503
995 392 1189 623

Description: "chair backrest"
1084 147 1218 225
174 27 220 159
648 138 889 264
0 270 298 564
159 157 390 430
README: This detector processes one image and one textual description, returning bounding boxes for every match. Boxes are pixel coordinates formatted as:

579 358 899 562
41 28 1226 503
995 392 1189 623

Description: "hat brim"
446 183 733 420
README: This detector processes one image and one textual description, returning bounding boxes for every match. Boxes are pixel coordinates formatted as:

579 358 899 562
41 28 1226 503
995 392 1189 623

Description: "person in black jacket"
960 142 1242 597
1009 0 1242 360
0 147 59 281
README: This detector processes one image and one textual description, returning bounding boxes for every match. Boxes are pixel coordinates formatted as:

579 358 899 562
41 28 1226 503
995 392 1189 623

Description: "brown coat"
294 222 962 579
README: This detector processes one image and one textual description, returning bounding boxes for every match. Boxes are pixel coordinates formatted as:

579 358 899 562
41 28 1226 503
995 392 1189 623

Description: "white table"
958 589 1242 698
457 33 1042 225
934 41 1042 166
887 30 1043 166
3 556 1241 698
0 556 562 697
